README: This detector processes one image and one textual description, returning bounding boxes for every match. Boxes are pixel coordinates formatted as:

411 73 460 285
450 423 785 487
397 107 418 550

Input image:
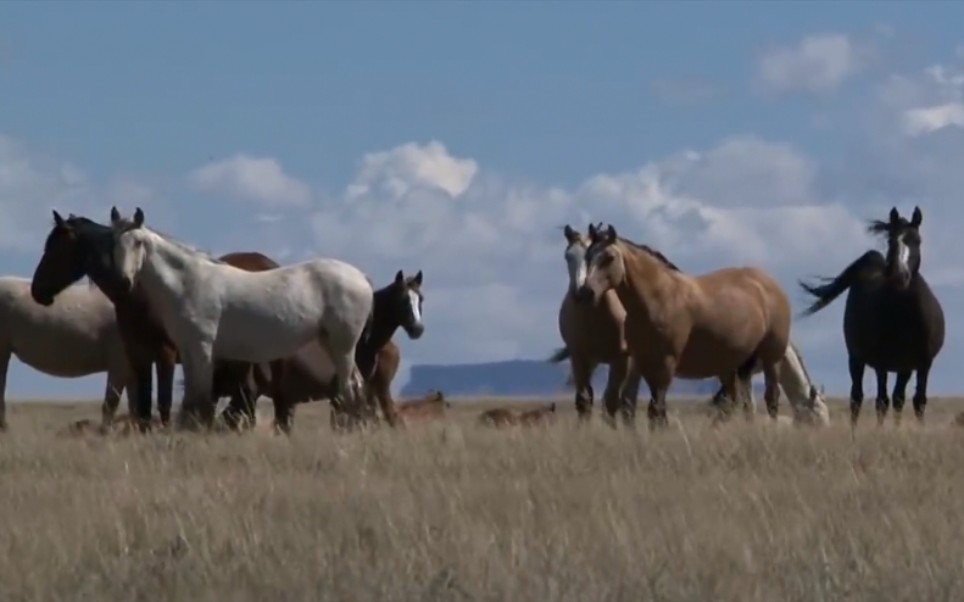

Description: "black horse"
799 206 945 426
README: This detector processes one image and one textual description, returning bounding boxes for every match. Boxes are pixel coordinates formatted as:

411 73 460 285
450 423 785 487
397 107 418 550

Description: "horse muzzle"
120 276 134 292
405 322 425 340
574 285 596 305
30 288 54 307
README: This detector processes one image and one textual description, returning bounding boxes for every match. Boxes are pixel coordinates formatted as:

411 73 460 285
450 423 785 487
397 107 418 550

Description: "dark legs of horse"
268 359 294 434
620 367 642 428
133 361 154 433
155 356 175 427
645 368 671 430
913 360 932 423
571 358 594 422
874 369 890 426
848 356 865 427
602 357 629 429
890 370 913 426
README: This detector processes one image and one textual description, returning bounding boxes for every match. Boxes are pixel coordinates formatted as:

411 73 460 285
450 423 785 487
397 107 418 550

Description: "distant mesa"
401 359 765 399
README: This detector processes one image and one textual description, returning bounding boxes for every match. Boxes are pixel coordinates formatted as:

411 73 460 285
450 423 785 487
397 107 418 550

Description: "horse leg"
738 355 761 421
848 355 865 428
0 348 11 431
890 370 912 426
712 373 739 427
619 360 642 429
570 355 594 422
874 368 890 427
133 359 154 433
645 361 673 430
602 357 628 429
101 368 125 430
758 359 780 421
268 359 294 435
913 360 933 423
330 352 366 431
176 343 216 431
155 355 175 428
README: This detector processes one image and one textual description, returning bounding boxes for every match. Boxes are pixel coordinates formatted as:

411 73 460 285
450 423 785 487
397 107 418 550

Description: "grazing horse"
550 224 642 425
0 276 132 430
107 207 374 430
708 341 831 426
518 402 557 427
30 211 288 431
577 224 792 429
799 206 945 426
479 402 557 428
395 390 450 424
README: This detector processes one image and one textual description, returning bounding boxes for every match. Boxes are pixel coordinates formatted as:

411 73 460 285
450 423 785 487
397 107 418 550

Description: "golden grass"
3 397 964 601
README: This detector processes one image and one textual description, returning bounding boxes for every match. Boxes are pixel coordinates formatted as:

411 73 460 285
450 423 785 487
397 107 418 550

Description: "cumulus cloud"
346 140 478 200
757 33 863 95
189 154 311 207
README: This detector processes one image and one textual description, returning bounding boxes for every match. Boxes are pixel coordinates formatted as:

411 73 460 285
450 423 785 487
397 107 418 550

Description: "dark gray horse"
799 206 945 426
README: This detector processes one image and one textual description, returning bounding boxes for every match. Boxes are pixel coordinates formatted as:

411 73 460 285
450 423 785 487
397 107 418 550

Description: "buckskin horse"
577 223 792 429
799 206 945 427
557 223 827 427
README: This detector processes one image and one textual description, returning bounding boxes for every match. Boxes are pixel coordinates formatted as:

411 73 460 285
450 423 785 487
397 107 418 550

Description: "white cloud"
189 154 311 207
346 140 478 200
757 33 862 94
902 102 964 136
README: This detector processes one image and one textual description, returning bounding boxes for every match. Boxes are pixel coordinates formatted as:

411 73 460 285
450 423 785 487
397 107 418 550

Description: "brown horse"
395 390 450 424
479 402 557 428
550 224 641 425
577 224 792 429
30 210 288 432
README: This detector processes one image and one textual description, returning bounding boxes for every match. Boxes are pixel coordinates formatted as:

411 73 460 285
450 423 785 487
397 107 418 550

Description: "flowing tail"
798 250 884 317
547 347 571 364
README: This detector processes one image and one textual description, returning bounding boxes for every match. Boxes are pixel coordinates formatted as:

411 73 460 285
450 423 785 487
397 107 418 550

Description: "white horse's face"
562 224 591 297
109 206 148 292
396 269 425 340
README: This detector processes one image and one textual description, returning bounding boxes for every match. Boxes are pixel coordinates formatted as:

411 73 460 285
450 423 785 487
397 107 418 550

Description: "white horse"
0 276 132 428
108 207 375 429
712 341 831 426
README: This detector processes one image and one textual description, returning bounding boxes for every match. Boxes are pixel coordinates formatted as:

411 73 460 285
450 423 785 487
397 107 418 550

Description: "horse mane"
616 237 682 272
142 226 226 266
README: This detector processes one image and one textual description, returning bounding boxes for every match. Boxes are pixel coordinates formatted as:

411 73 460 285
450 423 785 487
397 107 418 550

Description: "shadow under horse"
799 206 945 427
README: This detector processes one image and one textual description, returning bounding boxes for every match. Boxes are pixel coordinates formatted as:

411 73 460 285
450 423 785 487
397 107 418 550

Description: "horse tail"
353 306 377 380
547 346 571 364
798 250 884 317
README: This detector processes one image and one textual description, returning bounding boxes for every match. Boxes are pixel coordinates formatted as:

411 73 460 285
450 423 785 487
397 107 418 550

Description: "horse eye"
600 254 615 267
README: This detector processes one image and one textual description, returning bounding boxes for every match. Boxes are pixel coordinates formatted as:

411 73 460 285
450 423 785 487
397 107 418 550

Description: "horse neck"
364 286 401 351
777 343 814 404
613 244 677 319
138 234 196 303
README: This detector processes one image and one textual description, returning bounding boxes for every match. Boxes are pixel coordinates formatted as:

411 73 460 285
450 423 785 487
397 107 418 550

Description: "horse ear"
110 206 121 224
52 210 65 228
587 223 598 241
413 270 423 286
133 207 145 228
889 207 900 223
605 224 617 242
394 270 405 285
911 206 923 227
563 224 577 243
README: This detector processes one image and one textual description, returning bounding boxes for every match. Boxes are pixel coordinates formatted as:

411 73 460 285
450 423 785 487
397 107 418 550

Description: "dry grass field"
3 395 964 602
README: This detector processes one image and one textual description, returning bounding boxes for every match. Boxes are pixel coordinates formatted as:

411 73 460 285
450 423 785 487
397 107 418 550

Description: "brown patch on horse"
396 390 450 424
580 224 791 429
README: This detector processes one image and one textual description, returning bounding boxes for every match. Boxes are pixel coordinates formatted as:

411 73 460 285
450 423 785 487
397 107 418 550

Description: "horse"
577 223 792 429
478 402 557 428
518 402 557 427
219 269 425 431
549 224 642 426
30 210 288 432
108 207 374 430
799 206 945 426
0 276 132 430
707 341 830 426
395 390 450 424
478 407 519 428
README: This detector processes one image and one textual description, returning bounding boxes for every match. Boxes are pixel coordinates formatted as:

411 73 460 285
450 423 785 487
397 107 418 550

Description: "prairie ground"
3 395 964 602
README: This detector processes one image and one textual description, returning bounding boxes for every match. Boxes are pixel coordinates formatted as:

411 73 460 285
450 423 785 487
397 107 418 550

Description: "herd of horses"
0 202 946 434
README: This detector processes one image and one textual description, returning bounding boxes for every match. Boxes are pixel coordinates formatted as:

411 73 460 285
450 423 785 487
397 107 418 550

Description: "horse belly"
213 312 316 363
11 329 109 378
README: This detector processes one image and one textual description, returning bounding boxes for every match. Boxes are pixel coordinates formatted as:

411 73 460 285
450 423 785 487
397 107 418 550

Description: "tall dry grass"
2 398 964 602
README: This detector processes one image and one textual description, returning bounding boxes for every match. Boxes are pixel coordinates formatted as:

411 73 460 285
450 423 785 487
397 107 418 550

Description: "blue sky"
2 1 964 399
